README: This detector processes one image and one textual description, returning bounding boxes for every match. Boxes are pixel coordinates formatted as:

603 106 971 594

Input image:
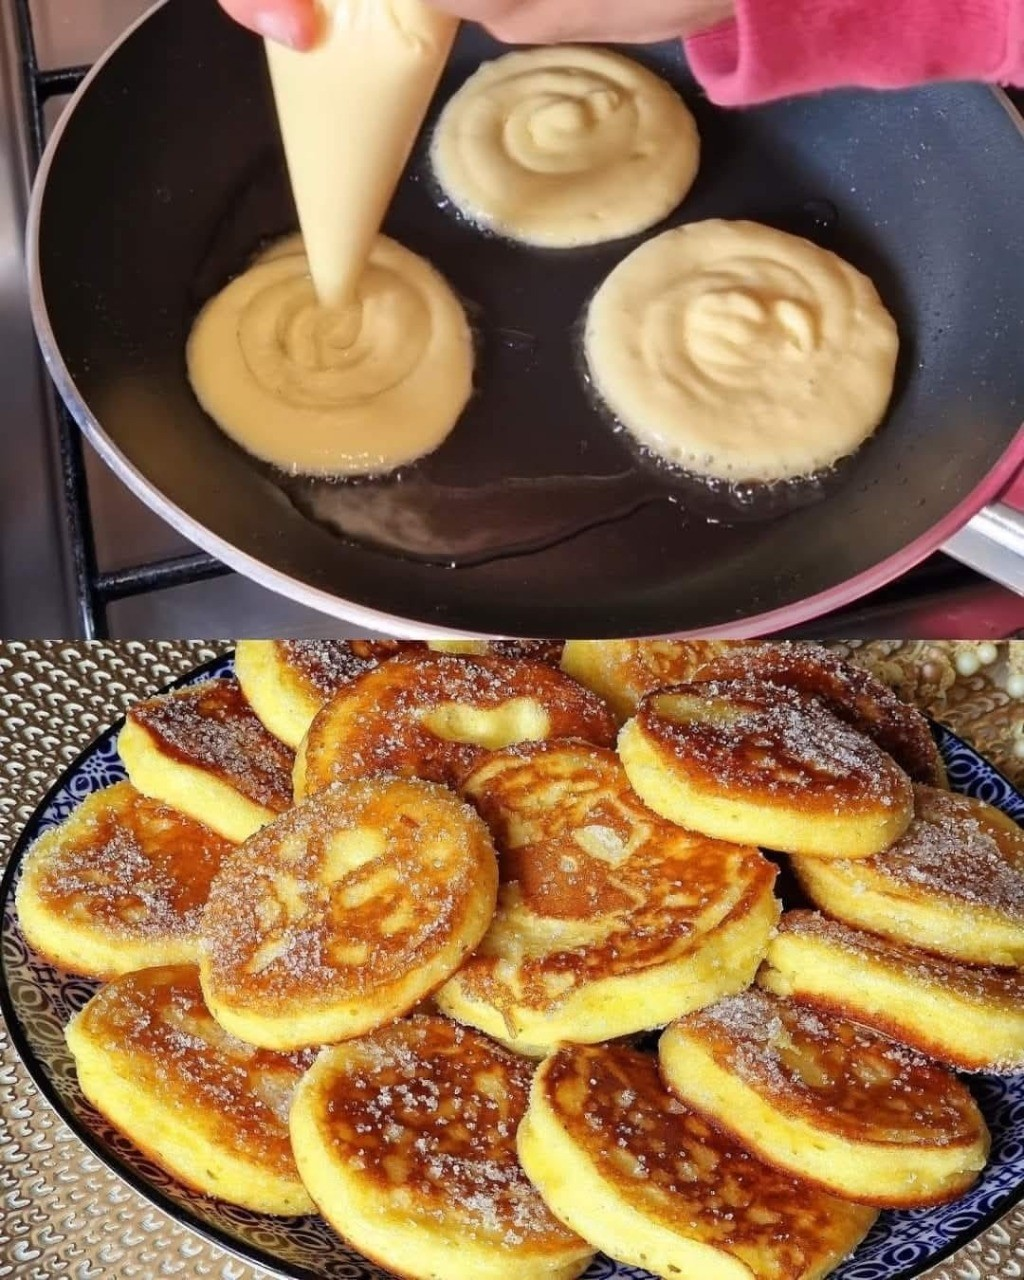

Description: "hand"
217 0 734 49
429 0 736 43
218 0 321 48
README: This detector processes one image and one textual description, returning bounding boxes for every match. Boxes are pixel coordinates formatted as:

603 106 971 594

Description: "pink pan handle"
1001 464 1024 514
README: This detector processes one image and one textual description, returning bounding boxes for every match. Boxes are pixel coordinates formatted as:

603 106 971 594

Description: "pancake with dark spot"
430 638 565 665
792 784 1024 964
16 781 233 978
295 651 617 798
438 740 778 1054
619 678 914 859
199 776 498 1050
236 638 425 748
561 639 737 721
518 1041 877 1280
290 1014 592 1280
119 678 294 841
65 964 314 1214
660 988 989 1206
760 910 1024 1073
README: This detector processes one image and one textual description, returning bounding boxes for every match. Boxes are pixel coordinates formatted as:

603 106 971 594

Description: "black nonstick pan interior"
31 0 1024 636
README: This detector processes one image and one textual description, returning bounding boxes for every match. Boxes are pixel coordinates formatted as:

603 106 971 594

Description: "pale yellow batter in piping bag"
265 0 459 308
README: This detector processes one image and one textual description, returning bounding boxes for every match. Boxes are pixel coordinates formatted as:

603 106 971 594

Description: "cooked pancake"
760 911 1024 1073
199 777 498 1050
560 639 738 722
119 679 294 842
518 1042 877 1280
437 741 779 1055
295 651 617 799
619 679 914 859
791 784 1024 965
15 781 232 979
429 639 565 665
290 1015 593 1280
659 989 989 1206
235 639 424 748
696 642 946 786
65 964 314 1214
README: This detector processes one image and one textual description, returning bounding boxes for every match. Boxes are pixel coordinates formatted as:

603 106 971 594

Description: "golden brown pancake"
560 639 738 722
696 642 946 786
199 777 498 1049
15 781 233 978
518 1042 877 1280
295 651 617 798
791 784 1024 965
660 989 989 1206
290 1014 593 1280
118 679 295 842
760 910 1024 1073
437 741 779 1054
235 639 425 748
66 965 314 1214
619 678 914 858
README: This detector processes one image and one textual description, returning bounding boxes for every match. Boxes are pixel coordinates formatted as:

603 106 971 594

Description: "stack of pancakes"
16 638 1024 1280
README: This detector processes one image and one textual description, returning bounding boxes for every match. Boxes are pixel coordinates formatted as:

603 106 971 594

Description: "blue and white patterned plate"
2 652 1024 1280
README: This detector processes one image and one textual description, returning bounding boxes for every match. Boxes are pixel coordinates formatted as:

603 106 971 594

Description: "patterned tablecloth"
1 639 1023 1280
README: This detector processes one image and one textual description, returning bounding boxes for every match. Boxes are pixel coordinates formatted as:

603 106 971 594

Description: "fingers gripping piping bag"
265 0 459 308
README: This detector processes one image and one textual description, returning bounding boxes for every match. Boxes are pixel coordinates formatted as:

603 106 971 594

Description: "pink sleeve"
685 0 1024 107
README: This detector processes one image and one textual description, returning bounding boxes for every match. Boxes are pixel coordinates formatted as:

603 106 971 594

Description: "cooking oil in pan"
280 456 847 569
277 263 851 571
282 470 668 567
213 173 852 569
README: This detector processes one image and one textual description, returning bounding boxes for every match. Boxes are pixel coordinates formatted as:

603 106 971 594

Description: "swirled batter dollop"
186 234 473 476
431 46 700 248
584 220 899 481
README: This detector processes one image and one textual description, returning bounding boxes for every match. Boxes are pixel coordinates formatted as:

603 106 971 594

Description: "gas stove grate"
13 0 231 639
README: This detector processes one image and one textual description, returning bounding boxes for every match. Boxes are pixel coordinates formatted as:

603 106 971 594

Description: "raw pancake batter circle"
584 219 900 481
431 46 700 248
186 234 473 477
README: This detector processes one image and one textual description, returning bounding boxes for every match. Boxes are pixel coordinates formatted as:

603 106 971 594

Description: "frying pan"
28 0 1024 638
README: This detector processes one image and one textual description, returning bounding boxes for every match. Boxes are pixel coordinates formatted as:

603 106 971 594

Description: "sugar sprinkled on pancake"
16 781 233 977
290 1014 593 1280
119 679 295 841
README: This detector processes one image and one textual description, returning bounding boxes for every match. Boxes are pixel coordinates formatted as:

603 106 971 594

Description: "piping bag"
265 0 460 308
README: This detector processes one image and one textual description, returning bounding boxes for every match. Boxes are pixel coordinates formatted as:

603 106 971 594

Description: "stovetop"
2 0 1021 640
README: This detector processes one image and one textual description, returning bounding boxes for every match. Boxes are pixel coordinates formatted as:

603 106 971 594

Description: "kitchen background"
2 0 1022 639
